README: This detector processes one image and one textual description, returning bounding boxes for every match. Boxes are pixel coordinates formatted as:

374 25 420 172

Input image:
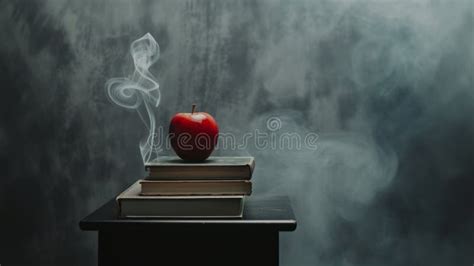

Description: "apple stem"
192 104 196 114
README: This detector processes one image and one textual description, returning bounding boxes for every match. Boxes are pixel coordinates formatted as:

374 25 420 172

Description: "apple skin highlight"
169 104 219 162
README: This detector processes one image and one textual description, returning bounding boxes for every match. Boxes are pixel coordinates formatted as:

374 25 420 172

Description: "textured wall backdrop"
0 0 473 265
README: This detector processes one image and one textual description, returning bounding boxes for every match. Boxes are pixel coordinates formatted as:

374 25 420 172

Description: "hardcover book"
140 179 252 196
145 156 255 180
117 181 245 218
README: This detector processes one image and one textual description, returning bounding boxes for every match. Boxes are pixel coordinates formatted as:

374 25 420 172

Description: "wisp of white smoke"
105 33 161 164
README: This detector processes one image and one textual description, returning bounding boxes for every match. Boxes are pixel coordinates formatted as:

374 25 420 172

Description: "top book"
145 156 255 180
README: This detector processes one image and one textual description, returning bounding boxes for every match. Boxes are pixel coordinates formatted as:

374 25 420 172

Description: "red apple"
169 104 219 161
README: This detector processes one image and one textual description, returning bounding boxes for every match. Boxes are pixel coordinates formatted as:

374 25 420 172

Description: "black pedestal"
80 196 296 266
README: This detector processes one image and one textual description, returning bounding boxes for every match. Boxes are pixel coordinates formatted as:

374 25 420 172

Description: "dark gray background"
0 0 473 265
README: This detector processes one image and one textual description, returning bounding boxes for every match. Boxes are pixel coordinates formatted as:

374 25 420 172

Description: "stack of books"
117 156 255 218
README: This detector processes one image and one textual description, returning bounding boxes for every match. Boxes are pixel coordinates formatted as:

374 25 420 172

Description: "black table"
80 196 297 266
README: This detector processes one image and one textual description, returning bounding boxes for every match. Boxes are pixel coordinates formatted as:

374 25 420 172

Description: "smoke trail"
105 33 161 164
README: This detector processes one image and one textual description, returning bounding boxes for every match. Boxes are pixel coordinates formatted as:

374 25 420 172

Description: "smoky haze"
0 0 473 265
106 32 161 164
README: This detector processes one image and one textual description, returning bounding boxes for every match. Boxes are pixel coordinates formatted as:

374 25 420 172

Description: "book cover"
144 156 255 180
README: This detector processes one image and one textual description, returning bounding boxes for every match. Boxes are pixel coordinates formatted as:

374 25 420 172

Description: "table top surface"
80 195 297 232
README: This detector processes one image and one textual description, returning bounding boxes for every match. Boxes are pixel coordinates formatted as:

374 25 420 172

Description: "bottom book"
117 181 245 218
